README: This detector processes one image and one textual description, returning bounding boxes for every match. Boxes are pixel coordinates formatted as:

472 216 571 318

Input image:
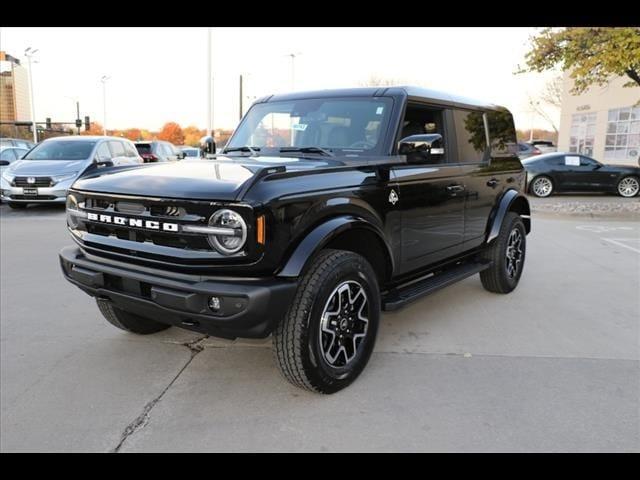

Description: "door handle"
446 184 465 193
486 178 500 188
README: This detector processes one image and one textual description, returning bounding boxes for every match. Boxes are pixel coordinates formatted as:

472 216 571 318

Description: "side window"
580 156 597 167
123 141 138 157
485 108 518 157
96 143 111 161
546 156 564 166
109 141 126 157
0 149 16 161
399 104 447 164
453 109 489 163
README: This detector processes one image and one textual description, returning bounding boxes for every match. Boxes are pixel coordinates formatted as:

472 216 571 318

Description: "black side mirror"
0 160 10 166
398 134 444 163
199 135 216 157
93 157 113 168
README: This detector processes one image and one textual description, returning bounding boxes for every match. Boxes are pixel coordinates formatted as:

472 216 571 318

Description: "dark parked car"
134 141 185 163
59 86 531 393
523 152 640 198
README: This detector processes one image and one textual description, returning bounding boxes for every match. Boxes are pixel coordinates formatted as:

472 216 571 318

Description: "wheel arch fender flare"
486 189 531 244
276 215 395 280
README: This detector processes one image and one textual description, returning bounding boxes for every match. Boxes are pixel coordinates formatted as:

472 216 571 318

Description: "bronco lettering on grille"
86 212 179 232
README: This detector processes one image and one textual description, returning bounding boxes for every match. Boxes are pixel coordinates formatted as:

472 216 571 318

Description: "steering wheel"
348 140 375 149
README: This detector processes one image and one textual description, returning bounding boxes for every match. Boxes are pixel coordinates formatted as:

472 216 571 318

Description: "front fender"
486 189 531 243
277 215 393 278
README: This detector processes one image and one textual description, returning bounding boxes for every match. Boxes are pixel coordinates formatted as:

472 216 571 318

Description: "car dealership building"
558 73 639 166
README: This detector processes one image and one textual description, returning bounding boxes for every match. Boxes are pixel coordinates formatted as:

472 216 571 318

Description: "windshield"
23 140 97 161
226 97 393 156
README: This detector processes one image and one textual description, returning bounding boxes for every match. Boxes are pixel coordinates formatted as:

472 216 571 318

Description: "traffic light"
75 119 82 128
84 116 90 131
46 117 52 129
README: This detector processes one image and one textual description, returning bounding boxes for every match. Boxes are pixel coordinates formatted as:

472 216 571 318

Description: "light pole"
24 47 39 143
206 28 213 138
286 52 302 91
65 96 80 134
100 75 110 136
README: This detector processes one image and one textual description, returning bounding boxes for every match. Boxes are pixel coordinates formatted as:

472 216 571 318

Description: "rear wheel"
8 202 27 209
480 212 526 294
530 176 553 197
96 299 171 334
617 176 639 198
273 249 380 394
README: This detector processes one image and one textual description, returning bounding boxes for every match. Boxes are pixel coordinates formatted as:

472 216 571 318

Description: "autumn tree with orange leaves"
81 122 104 136
157 122 185 145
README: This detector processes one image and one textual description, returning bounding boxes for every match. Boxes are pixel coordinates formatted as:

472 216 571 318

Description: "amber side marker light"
256 215 266 245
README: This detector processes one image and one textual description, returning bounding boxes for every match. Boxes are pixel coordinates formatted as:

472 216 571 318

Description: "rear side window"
109 141 126 157
453 109 489 163
485 108 517 157
123 141 138 158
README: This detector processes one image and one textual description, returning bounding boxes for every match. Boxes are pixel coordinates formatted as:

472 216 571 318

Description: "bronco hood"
71 156 343 201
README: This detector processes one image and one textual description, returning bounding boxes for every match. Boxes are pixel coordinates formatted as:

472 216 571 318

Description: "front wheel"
480 212 526 294
273 249 380 394
617 176 639 198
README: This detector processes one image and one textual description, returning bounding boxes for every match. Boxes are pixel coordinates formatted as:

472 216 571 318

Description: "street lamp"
101 75 110 136
24 47 39 143
285 52 302 91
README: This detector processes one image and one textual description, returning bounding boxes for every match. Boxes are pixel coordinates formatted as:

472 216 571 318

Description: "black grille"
13 176 53 187
10 195 57 200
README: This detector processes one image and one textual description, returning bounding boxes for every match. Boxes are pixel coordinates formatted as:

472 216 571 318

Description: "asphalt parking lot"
1 200 639 452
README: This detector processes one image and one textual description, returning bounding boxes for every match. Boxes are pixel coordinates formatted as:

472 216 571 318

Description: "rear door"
391 103 465 275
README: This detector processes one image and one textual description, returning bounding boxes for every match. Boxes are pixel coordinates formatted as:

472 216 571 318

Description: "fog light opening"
208 296 221 312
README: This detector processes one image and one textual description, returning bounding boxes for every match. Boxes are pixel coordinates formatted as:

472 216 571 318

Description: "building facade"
558 72 640 166
0 51 32 123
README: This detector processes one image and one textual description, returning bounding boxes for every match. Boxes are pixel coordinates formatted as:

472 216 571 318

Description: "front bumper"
59 245 298 339
1 179 71 203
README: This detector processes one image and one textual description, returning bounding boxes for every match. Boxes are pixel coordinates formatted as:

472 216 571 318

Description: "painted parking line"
601 238 640 254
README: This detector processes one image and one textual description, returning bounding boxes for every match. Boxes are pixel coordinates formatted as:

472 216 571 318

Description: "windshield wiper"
223 146 260 155
279 146 335 157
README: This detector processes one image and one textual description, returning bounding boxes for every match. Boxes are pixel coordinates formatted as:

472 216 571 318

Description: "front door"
392 104 465 275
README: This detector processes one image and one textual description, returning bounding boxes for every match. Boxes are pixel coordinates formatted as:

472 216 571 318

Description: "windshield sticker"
291 123 308 131
565 156 580 166
376 107 384 115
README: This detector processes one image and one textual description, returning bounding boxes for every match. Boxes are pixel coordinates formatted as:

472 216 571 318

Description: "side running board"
382 261 492 311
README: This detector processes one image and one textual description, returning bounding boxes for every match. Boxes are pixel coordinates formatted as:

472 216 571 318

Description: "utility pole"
286 52 302 91
207 28 213 138
101 75 110 136
76 101 81 135
24 47 39 143
239 74 243 121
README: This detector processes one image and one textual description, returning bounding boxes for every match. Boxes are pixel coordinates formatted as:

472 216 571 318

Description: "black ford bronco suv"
59 87 530 393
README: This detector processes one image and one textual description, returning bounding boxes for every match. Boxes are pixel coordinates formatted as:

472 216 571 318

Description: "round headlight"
66 194 79 229
207 209 247 255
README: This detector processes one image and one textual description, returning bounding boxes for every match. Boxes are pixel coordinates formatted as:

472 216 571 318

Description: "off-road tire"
480 212 526 294
8 202 27 209
273 249 380 394
96 299 171 334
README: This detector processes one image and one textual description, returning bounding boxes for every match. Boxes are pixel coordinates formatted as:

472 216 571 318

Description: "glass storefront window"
569 112 597 156
605 107 640 161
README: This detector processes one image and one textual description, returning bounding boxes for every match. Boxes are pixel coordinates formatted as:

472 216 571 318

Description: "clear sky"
0 27 560 132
